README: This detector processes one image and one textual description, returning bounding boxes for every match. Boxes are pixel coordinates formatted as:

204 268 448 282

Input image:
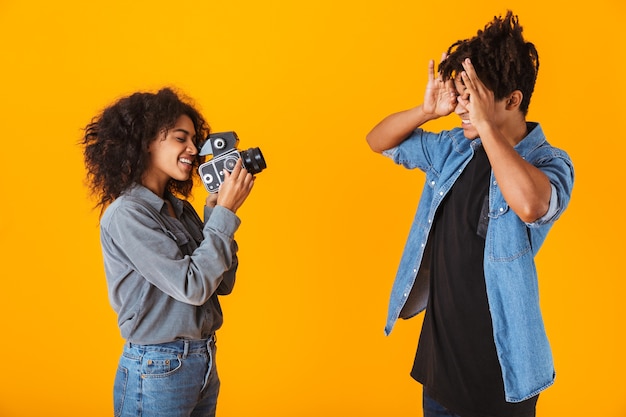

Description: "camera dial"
202 173 214 184
223 155 239 172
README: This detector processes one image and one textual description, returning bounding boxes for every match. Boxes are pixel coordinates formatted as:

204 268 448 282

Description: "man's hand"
458 58 496 128
365 53 457 153
422 53 457 117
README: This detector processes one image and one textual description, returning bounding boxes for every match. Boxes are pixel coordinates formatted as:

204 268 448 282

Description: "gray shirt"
99 184 240 344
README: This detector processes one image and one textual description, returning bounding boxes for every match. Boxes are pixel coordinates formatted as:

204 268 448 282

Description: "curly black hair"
82 87 210 211
438 11 539 115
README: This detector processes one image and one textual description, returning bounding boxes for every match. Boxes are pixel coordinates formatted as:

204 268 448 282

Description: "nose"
188 141 198 156
454 93 468 115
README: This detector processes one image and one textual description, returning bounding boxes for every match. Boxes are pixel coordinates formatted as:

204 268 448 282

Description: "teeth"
180 158 192 165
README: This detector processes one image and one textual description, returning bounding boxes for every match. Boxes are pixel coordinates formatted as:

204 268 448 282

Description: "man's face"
452 73 510 140
452 74 479 140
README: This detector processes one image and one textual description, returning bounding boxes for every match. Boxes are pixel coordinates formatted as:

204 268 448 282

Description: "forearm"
480 125 552 222
103 204 241 307
168 206 241 304
366 105 437 153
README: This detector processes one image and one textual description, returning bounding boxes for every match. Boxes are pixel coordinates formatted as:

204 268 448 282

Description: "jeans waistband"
125 334 216 357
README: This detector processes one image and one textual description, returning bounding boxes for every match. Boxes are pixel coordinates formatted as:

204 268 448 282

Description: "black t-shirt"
410 145 538 417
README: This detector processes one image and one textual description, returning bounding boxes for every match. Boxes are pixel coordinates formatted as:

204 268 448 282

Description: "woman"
82 87 255 416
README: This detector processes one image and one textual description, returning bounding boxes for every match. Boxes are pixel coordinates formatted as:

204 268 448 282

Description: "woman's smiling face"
142 114 198 196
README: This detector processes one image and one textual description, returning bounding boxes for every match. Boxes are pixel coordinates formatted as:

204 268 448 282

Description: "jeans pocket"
113 365 128 417
141 352 183 379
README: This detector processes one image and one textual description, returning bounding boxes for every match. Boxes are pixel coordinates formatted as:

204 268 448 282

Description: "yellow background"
1 0 624 416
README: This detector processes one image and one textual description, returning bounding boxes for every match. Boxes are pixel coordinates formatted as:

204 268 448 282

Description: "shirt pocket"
487 210 532 262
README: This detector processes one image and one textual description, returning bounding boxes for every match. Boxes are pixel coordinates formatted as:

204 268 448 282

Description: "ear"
505 90 523 110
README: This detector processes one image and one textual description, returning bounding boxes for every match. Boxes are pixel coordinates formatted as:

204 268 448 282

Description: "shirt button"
493 180 497 185
439 191 444 196
430 181 436 186
499 207 504 212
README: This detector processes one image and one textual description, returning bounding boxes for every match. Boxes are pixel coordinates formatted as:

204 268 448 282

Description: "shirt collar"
124 184 184 217
513 122 546 157
468 122 545 158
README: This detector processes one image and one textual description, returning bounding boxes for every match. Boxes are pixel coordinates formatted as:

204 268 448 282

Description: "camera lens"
240 147 267 175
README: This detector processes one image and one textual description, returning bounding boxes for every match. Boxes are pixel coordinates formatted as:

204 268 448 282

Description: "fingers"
222 158 242 179
456 92 470 108
217 158 255 213
461 58 479 92
205 193 218 208
428 53 448 82
222 159 251 186
427 59 435 82
223 159 251 188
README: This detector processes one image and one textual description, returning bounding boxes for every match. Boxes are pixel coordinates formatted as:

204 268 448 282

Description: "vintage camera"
198 131 266 193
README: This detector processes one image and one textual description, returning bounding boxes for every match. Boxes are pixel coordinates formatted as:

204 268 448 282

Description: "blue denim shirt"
382 123 574 402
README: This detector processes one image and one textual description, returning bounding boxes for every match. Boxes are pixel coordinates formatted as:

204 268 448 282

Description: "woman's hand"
205 193 218 208
216 159 255 213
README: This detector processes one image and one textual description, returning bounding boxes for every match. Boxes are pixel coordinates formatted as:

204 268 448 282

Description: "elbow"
517 200 550 223
365 133 384 154
185 288 215 306
217 275 235 295
217 285 234 296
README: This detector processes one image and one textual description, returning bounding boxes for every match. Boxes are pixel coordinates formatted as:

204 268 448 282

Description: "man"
366 11 574 417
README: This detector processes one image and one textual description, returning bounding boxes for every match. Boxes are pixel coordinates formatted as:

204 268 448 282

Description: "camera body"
198 131 266 193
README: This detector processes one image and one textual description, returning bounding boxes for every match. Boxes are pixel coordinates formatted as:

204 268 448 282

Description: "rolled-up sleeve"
527 150 574 228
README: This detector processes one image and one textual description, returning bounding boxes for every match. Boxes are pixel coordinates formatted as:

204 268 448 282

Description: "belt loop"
183 340 190 359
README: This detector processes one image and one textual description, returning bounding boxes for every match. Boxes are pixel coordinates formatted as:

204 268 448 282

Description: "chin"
462 126 479 140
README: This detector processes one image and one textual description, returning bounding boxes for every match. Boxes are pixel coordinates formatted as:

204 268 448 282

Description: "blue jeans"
423 391 461 417
113 337 219 417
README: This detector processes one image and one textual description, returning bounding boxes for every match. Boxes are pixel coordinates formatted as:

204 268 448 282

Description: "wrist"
417 105 440 123
217 202 237 214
